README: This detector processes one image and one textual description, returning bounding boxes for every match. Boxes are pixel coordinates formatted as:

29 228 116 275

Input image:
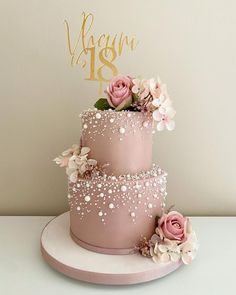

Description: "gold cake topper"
64 12 139 91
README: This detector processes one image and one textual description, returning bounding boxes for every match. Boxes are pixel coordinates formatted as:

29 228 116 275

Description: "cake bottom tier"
68 165 167 255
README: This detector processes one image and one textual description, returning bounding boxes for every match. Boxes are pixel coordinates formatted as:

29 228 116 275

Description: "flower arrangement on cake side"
54 144 107 183
94 75 176 131
138 209 199 265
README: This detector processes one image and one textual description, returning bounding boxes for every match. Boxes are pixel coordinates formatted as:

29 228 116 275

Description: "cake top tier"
81 109 153 176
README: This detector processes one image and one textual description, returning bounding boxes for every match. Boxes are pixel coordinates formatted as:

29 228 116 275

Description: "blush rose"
158 211 188 243
105 75 133 110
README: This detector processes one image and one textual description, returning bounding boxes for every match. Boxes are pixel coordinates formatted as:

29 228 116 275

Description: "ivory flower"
152 239 181 263
180 231 199 264
54 145 97 182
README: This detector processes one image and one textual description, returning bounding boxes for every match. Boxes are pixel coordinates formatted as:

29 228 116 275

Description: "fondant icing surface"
69 165 167 254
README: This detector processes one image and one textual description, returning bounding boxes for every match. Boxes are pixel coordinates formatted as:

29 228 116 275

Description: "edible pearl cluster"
80 109 153 143
68 165 167 225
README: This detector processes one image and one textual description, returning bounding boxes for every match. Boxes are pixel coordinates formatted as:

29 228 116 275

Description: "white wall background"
0 0 235 215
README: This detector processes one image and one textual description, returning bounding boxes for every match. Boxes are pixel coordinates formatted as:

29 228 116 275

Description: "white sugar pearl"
110 118 114 123
148 203 153 209
135 183 141 190
145 182 150 187
127 113 131 117
100 193 104 197
77 206 81 211
67 194 72 199
96 113 102 119
143 121 149 128
77 183 80 188
130 212 136 217
84 195 91 202
108 203 114 209
98 211 103 217
83 124 88 129
119 127 125 134
121 185 127 192
97 184 102 188
86 183 90 188
108 189 112 194
138 193 142 198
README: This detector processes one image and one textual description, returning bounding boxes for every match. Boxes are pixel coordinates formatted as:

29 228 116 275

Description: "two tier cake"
54 75 198 265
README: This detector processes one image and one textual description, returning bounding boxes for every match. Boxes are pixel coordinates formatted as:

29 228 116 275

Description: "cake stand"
40 212 182 285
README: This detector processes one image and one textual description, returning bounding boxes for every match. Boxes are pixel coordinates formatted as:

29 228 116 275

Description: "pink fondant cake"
68 110 166 254
54 75 198 265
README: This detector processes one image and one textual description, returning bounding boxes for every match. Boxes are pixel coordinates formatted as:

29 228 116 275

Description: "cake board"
40 212 182 285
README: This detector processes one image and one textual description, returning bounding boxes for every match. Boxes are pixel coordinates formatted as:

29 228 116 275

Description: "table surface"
0 216 235 295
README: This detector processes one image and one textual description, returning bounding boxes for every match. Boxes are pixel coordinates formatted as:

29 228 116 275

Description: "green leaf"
126 105 139 112
132 93 139 102
94 98 112 110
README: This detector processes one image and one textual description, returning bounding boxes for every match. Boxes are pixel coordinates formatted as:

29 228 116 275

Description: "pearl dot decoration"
81 110 153 147
108 203 115 209
68 164 166 224
119 127 126 134
84 195 91 202
121 185 127 192
95 113 102 119
130 212 136 217
142 121 149 128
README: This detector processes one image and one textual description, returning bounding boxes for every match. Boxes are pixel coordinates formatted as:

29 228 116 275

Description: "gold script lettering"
64 12 139 86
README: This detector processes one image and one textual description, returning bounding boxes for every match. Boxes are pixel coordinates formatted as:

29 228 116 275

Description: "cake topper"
64 12 138 91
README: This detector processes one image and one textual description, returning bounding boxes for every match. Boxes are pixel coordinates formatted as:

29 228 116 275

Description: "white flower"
132 78 150 99
65 147 97 183
132 78 142 94
62 144 80 156
152 238 181 263
153 104 176 131
180 231 199 265
156 77 170 100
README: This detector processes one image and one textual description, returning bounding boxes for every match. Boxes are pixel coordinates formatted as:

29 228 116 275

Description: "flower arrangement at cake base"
137 210 199 265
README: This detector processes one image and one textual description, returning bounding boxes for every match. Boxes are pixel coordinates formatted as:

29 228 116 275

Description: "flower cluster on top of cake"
94 75 176 131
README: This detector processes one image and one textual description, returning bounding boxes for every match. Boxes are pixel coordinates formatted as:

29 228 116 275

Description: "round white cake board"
41 212 182 285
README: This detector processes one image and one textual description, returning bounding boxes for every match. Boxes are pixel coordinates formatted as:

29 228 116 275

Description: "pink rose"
158 211 188 243
106 76 133 110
